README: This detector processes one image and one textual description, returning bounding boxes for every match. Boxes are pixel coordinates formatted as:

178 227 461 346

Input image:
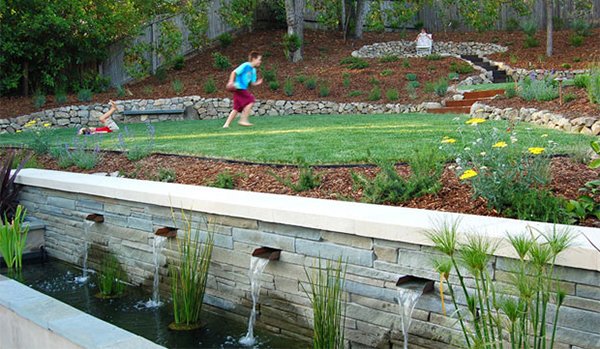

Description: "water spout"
144 236 168 308
395 276 432 349
239 256 270 346
75 220 95 283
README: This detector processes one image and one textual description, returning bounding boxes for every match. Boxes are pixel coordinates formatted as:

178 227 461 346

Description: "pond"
1 260 307 349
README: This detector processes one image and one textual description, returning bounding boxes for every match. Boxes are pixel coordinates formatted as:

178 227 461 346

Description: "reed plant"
428 221 574 349
169 210 214 330
96 251 127 298
303 256 347 349
0 205 29 270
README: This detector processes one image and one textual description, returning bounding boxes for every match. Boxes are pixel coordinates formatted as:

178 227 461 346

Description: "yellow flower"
466 118 486 125
459 169 478 180
43 123 52 127
441 137 457 144
528 147 545 155
492 141 507 148
16 130 22 133
541 134 548 138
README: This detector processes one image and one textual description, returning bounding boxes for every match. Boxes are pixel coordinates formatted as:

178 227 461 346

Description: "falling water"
396 287 424 349
75 221 94 283
239 256 270 346
144 236 168 308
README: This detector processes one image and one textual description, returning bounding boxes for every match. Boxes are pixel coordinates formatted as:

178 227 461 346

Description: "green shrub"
342 73 351 88
339 56 369 69
352 147 443 204
434 78 448 97
405 73 417 81
448 72 460 80
173 55 185 70
209 171 237 189
425 54 442 61
282 33 302 60
203 77 217 94
262 67 277 82
295 74 307 84
505 85 517 98
32 92 46 109
379 55 399 63
402 58 410 68
348 90 363 97
118 123 155 162
368 86 381 101
587 68 600 104
115 85 126 98
573 57 582 63
318 83 330 97
571 19 591 36
154 66 168 83
55 90 68 105
573 74 590 88
563 92 577 103
523 36 539 48
284 77 294 96
171 79 184 95
424 81 435 93
77 89 93 102
407 81 420 89
54 138 102 170
405 83 417 100
217 32 233 47
521 20 537 37
272 158 321 192
212 52 232 70
154 167 176 182
561 63 572 69
518 76 558 101
569 35 584 47
305 77 317 90
450 62 475 74
369 76 380 86
505 188 569 222
380 69 393 77
269 80 280 91
96 252 127 298
506 18 519 31
385 88 399 101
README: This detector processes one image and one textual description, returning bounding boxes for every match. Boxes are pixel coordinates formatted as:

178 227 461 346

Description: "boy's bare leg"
223 109 238 128
238 103 254 126
99 100 118 123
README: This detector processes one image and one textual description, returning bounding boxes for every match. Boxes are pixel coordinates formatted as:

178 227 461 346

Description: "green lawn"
1 114 592 164
457 82 514 91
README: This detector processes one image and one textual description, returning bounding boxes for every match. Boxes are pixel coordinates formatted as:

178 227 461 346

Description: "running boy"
78 100 120 135
223 51 263 128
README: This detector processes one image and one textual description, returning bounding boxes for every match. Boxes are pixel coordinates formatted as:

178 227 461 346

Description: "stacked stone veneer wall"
16 172 600 349
0 97 425 134
470 102 600 136
351 41 508 58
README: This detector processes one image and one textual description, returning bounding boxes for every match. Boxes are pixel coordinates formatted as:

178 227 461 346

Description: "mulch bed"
21 151 600 227
487 85 600 119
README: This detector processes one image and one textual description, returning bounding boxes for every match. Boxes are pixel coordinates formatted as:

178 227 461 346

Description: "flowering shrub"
23 119 53 155
52 136 101 170
442 118 568 223
518 75 558 102
118 122 156 161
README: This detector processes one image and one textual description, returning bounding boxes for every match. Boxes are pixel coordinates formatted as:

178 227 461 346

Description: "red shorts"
95 126 113 133
232 89 255 112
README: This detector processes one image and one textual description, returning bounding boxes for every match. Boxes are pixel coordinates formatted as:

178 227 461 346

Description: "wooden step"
445 98 490 107
427 106 471 114
463 89 505 99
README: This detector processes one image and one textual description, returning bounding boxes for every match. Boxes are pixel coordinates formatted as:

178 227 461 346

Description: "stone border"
351 40 507 58
0 275 164 349
0 97 426 134
470 101 600 135
14 168 600 272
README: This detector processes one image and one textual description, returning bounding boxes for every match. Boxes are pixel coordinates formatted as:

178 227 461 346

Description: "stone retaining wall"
15 170 600 349
0 97 425 134
351 41 507 58
470 102 600 136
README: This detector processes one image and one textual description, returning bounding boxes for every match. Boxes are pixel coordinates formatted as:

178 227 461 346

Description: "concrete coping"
15 169 600 272
0 274 164 348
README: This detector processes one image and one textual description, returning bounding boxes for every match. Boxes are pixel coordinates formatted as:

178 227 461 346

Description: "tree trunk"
352 0 368 39
546 0 553 57
21 62 29 97
284 0 305 63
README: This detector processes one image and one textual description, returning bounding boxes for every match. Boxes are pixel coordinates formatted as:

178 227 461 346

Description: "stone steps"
445 98 491 107
462 55 509 84
427 90 504 114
